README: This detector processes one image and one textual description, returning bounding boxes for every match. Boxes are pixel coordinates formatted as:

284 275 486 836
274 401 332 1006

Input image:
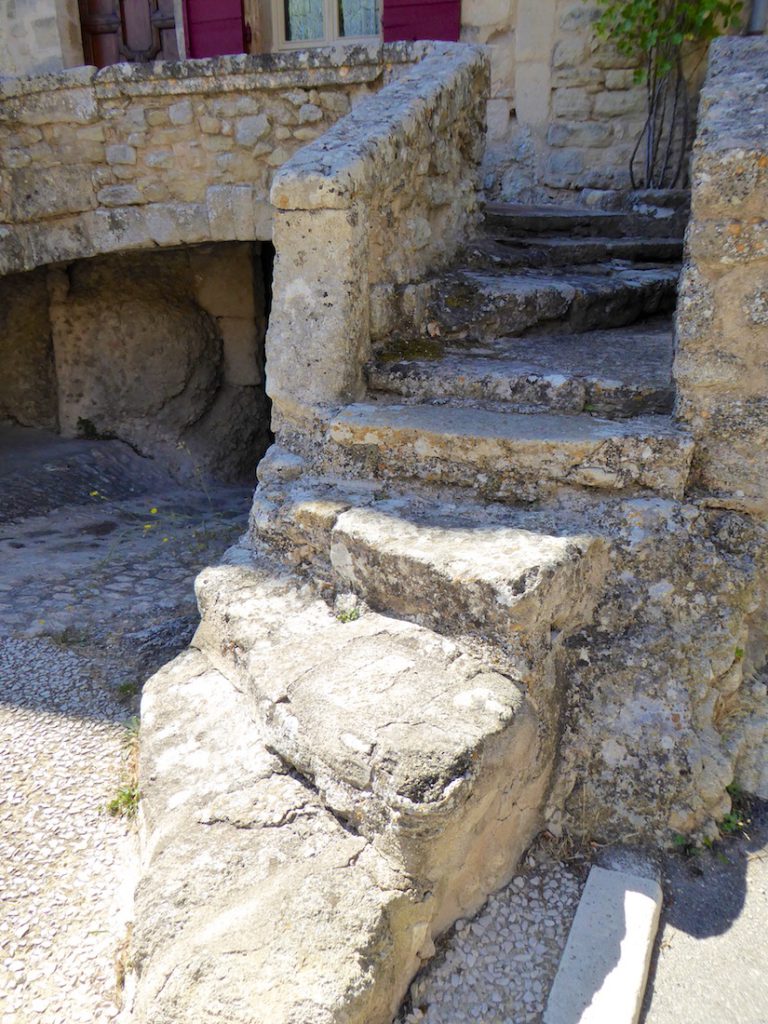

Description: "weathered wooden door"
382 0 461 41
78 0 179 68
182 0 248 59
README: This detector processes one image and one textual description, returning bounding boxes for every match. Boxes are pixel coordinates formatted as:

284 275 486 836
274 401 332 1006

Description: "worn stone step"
251 480 609 669
325 402 693 501
368 322 675 418
135 645 539 1024
484 201 685 240
468 234 683 270
419 266 678 342
192 545 549 914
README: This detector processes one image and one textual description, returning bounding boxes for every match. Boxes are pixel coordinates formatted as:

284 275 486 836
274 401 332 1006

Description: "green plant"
337 607 360 623
593 0 742 80
106 717 140 818
720 782 752 837
107 784 139 819
671 832 699 857
591 0 743 186
117 679 142 701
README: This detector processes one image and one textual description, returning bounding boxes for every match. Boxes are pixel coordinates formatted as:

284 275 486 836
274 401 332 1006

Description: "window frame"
271 0 381 49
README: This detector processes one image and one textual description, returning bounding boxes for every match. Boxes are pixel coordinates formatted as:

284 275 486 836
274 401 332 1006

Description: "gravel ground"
400 846 587 1024
0 426 253 1024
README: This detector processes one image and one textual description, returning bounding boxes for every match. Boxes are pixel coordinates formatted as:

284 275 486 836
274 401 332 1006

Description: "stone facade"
1 0 721 204
0 44 429 276
461 0 653 196
674 35 768 516
0 0 81 77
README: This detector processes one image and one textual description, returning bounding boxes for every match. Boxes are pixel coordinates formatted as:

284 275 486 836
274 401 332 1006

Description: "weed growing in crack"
106 716 140 820
337 607 360 623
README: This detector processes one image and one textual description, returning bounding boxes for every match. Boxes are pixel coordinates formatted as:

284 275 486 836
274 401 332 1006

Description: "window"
273 0 380 47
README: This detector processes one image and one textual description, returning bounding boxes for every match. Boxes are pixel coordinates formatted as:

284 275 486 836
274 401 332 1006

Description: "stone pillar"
674 35 768 515
265 203 370 416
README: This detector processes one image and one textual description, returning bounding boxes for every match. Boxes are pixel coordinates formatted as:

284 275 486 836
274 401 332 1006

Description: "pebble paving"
400 850 585 1024
0 431 253 1024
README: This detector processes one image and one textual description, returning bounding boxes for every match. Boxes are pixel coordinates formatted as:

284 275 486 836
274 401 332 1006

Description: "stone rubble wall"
0 43 431 277
674 35 768 516
265 43 488 423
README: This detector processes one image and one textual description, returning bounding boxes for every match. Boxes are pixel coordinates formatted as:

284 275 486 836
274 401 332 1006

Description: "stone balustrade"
265 42 489 418
0 43 434 277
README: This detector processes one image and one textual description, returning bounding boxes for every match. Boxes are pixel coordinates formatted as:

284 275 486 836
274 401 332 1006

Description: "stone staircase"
133 198 706 1024
316 199 693 506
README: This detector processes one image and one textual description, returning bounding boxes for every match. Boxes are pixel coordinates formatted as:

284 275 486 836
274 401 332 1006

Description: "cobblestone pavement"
0 425 253 1024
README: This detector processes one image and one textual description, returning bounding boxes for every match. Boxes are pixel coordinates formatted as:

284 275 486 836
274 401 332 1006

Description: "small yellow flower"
149 507 158 515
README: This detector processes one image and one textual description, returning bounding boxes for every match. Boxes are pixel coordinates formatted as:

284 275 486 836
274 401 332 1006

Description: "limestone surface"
674 35 768 515
134 538 552 1023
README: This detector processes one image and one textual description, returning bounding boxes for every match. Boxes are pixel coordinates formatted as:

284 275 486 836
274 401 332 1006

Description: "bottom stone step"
133 544 553 1022
132 649 431 1024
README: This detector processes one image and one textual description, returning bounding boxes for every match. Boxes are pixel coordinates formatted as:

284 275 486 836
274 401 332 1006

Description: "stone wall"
0 268 58 429
674 35 768 516
265 43 488 425
0 243 272 481
461 0 702 198
0 44 431 277
0 0 69 76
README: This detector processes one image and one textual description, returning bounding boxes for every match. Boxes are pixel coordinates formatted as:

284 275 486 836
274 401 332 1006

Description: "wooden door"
79 0 179 68
382 0 460 41
183 0 248 59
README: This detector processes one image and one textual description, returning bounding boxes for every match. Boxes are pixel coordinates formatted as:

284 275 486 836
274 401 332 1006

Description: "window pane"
285 0 324 40
338 0 379 36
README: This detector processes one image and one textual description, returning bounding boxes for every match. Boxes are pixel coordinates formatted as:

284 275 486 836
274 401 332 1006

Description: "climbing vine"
592 0 743 186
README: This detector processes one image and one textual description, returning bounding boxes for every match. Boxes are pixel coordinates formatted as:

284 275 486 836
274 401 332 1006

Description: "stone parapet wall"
674 35 768 515
0 43 430 276
265 43 488 412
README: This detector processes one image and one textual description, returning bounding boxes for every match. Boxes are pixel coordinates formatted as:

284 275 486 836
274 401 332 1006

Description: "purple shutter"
382 0 461 42
183 0 246 58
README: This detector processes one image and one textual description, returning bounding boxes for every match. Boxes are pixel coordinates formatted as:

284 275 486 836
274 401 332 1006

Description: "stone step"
325 402 693 502
368 322 675 419
250 479 609 670
191 544 550 915
484 201 686 240
468 234 683 270
135 645 540 1024
417 266 678 343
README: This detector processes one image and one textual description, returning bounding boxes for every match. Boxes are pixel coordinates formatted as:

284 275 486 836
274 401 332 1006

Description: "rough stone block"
96 183 142 207
594 89 646 117
516 0 556 62
515 61 552 124
547 121 613 148
605 68 636 90
10 166 95 221
552 87 592 118
105 143 136 165
234 113 270 146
